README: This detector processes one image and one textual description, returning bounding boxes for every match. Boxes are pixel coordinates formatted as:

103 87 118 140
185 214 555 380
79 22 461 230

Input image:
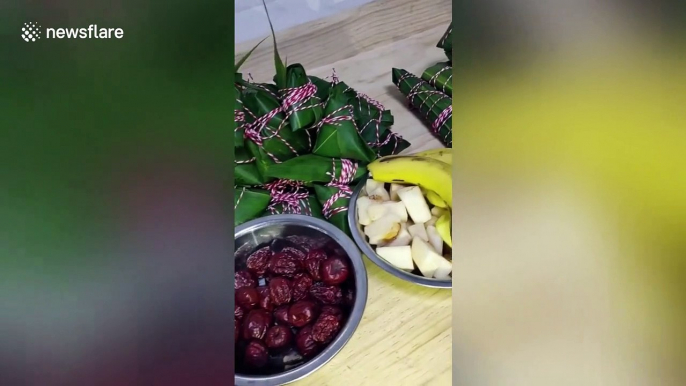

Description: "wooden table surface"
236 0 453 385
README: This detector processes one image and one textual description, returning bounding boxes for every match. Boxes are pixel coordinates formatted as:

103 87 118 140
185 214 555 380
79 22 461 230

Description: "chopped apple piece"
381 223 412 247
381 201 408 222
410 237 440 278
389 183 405 201
368 187 390 202
407 223 429 242
365 179 385 195
356 196 373 226
364 213 401 245
376 246 414 271
397 186 432 223
367 202 388 222
431 206 447 217
425 216 439 227
433 255 452 280
426 225 443 255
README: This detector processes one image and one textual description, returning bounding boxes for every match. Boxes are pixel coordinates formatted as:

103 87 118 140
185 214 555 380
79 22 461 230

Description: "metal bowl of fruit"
234 214 368 386
347 149 453 289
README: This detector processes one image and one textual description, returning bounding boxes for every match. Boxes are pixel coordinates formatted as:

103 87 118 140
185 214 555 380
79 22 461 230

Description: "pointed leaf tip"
235 36 268 72
261 0 287 88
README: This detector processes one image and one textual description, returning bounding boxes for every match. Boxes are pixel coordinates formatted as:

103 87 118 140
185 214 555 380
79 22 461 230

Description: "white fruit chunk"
411 237 440 278
431 206 447 217
366 179 385 195
368 187 390 202
407 223 429 242
433 255 453 280
382 201 408 222
426 225 443 255
364 213 401 245
389 183 405 201
367 202 388 222
356 196 373 226
375 246 414 271
397 186 432 224
380 223 412 247
425 216 439 227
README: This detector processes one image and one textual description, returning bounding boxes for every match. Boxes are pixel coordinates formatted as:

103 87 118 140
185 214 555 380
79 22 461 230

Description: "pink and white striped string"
281 81 317 112
427 65 452 95
264 179 311 215
314 104 357 132
241 76 324 163
234 187 246 210
432 104 452 132
399 71 452 145
234 110 245 123
235 156 256 165
328 68 405 153
321 158 358 219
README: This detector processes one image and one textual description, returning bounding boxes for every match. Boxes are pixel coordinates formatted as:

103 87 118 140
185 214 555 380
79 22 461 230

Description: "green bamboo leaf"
267 188 324 218
241 86 311 177
234 75 246 148
313 185 351 235
437 22 452 50
421 62 453 96
309 76 331 101
235 36 268 72
264 154 367 183
392 68 452 147
234 187 271 225
262 0 287 89
277 64 324 131
312 83 377 163
235 146 266 186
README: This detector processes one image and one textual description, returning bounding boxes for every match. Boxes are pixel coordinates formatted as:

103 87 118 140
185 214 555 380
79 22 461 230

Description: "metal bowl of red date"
347 177 452 289
234 214 368 386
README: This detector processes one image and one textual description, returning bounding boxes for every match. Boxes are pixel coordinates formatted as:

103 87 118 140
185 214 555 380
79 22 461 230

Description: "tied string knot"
243 107 281 146
328 68 340 85
314 105 356 131
322 158 358 219
265 179 310 215
281 81 317 111
241 81 303 162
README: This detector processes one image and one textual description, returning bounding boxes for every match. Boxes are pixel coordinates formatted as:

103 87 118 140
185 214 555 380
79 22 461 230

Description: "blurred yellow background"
452 1 685 384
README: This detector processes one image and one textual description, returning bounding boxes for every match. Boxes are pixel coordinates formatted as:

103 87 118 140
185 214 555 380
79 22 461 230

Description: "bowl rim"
234 214 369 385
347 176 453 289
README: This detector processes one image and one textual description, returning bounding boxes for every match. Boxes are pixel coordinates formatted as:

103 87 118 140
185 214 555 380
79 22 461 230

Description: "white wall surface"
235 0 375 44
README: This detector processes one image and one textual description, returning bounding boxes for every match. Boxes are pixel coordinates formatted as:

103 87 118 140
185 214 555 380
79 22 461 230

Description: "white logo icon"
22 22 42 42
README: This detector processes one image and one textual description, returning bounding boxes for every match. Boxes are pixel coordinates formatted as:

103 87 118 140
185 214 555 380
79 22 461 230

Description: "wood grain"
236 0 453 384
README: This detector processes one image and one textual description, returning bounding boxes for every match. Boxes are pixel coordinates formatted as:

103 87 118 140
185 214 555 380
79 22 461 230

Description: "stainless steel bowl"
234 214 368 386
347 177 452 289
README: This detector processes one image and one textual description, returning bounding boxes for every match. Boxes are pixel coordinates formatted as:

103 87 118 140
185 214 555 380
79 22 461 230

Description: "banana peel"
367 155 452 206
422 188 449 208
435 210 452 248
414 148 452 165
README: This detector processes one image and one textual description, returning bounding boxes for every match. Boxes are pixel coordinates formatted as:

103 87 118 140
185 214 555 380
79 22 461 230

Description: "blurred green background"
1 1 235 384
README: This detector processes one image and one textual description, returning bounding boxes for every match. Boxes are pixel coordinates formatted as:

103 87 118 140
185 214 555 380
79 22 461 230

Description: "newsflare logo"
22 22 41 42
21 22 124 43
